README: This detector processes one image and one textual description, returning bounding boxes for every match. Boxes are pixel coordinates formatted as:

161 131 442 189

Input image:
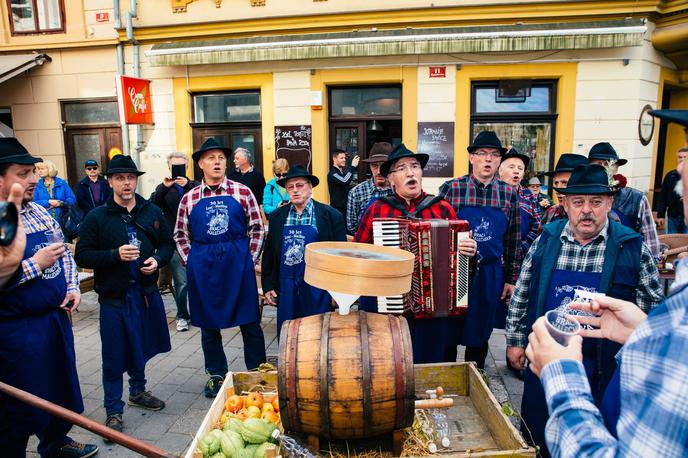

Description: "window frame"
7 0 65 36
191 90 262 125
328 84 403 121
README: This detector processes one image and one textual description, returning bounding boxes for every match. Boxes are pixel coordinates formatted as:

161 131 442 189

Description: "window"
63 101 118 125
471 80 557 180
8 0 64 34
330 86 401 118
193 92 261 123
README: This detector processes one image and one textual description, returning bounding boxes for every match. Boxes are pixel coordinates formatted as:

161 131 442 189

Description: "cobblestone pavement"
27 291 523 457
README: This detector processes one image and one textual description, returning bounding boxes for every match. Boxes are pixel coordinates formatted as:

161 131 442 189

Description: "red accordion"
372 218 471 319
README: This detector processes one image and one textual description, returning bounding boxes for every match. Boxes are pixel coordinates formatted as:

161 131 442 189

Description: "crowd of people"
0 108 687 457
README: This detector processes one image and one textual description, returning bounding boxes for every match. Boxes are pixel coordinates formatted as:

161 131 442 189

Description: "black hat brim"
104 168 146 176
554 185 616 195
649 109 688 127
467 145 508 155
501 152 530 169
380 153 429 176
277 174 320 188
544 168 574 177
0 155 43 165
192 146 233 162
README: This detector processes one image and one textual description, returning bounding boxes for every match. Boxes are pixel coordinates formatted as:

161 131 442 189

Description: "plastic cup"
45 229 64 245
128 234 141 259
544 310 581 346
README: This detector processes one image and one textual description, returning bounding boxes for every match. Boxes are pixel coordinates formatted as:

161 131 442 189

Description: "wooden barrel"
278 311 415 439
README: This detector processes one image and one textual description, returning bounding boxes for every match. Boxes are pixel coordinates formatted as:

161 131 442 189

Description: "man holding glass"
75 154 174 435
505 163 662 456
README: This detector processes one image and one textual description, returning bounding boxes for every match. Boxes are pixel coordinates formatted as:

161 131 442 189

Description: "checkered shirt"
519 186 542 254
346 179 394 235
353 192 457 244
19 202 78 293
438 175 522 283
506 221 662 348
174 178 265 263
285 199 316 230
542 262 688 457
542 204 567 225
636 193 660 259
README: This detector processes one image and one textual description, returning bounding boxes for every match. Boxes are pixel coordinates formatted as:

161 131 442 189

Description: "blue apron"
600 366 621 437
521 269 603 456
455 206 507 347
101 226 170 378
276 225 331 339
0 230 83 441
187 195 259 329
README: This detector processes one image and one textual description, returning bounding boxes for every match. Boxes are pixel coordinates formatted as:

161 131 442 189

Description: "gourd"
240 418 277 444
220 430 245 457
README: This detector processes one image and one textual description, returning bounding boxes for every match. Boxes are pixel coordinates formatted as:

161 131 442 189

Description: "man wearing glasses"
261 165 346 339
438 131 522 369
354 144 477 363
75 159 111 216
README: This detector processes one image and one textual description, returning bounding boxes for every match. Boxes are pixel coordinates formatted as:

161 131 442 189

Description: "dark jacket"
75 175 112 216
229 168 266 205
327 166 357 211
149 177 199 232
656 169 683 219
261 199 346 293
75 194 175 305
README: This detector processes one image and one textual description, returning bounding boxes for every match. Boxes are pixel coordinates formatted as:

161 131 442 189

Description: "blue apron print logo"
552 284 598 311
472 217 493 243
283 229 306 267
33 242 62 279
205 200 229 235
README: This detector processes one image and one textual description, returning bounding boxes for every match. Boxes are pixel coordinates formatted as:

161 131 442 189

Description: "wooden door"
330 121 366 179
64 127 122 187
192 125 263 180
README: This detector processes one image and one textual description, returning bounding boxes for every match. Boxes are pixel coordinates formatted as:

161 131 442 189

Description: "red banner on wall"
116 75 154 125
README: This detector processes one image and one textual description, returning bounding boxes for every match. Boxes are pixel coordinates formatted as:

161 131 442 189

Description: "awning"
0 53 51 84
146 19 646 67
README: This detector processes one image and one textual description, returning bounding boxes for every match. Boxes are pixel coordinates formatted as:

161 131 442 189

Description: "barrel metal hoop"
319 313 332 438
359 312 374 436
388 315 407 429
284 318 302 431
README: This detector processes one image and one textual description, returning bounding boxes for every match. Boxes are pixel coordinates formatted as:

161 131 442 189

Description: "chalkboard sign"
275 125 312 172
417 122 455 177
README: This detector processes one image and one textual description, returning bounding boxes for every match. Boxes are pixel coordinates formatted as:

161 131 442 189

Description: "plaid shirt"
285 199 316 229
636 194 660 259
438 175 522 283
506 221 662 348
174 178 264 263
542 204 567 225
519 186 542 254
353 192 457 244
19 202 78 293
542 262 688 457
346 179 393 235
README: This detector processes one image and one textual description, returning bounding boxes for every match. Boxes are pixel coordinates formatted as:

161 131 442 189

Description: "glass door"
192 126 263 180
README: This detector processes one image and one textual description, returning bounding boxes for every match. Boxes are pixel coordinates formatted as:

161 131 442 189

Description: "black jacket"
327 166 357 211
261 200 346 294
656 169 683 219
149 177 199 232
75 175 112 216
75 195 175 305
229 169 266 205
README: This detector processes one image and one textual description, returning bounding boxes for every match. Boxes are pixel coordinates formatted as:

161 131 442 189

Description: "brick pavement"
27 291 523 457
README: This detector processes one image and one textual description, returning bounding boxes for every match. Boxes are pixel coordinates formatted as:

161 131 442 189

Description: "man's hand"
656 217 665 228
163 177 175 188
118 244 140 262
0 183 26 287
458 238 477 257
33 243 65 270
500 283 515 301
506 346 526 371
352 155 360 168
525 317 583 378
570 296 646 345
60 290 81 312
48 199 61 208
140 257 158 275
539 199 550 208
174 177 189 187
265 290 278 306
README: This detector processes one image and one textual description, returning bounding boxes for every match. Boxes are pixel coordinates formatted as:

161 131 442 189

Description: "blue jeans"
169 251 189 319
201 323 266 376
667 216 688 234
103 367 146 417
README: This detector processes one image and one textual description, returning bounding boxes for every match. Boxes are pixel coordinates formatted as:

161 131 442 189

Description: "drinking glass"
544 310 581 346
45 229 64 245
128 233 141 259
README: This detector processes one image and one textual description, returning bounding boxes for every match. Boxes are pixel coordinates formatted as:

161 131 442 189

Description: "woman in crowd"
33 159 76 221
263 158 290 215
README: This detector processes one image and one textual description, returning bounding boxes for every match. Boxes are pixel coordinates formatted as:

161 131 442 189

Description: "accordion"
372 218 471 318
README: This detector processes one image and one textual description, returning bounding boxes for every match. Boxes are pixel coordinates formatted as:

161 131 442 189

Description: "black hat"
0 138 42 165
544 153 588 177
192 138 232 162
467 131 507 155
276 165 319 188
104 155 145 176
649 109 688 127
362 142 393 164
588 142 627 166
380 143 429 176
554 164 615 195
501 148 530 169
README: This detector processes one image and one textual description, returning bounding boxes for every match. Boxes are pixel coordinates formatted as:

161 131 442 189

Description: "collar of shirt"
560 220 609 244
201 178 229 193
469 174 496 189
370 179 390 193
288 198 314 219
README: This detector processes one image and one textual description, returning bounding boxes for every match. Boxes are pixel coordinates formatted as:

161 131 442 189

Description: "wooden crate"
185 364 534 457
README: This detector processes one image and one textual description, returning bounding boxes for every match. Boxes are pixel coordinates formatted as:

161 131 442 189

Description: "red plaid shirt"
174 178 265 263
354 192 457 243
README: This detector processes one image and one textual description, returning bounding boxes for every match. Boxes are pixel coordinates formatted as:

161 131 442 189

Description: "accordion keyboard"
372 220 406 313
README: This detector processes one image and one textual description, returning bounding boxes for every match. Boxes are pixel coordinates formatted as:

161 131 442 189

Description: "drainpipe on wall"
114 0 131 156
126 0 144 163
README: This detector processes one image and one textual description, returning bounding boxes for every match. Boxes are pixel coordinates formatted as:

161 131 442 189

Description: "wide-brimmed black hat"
501 148 530 169
0 138 42 165
588 142 627 166
650 109 688 127
192 138 233 162
380 143 429 176
554 164 615 195
467 131 507 155
362 142 393 164
104 155 145 176
544 153 588 177
277 165 319 188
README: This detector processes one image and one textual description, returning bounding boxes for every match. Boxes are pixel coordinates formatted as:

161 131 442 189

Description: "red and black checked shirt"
438 175 522 284
174 178 265 263
354 192 457 244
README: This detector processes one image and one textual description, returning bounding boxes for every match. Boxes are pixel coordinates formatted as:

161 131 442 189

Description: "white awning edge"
0 53 51 84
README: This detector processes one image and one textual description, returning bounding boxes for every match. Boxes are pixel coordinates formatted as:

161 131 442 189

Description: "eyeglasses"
285 182 309 191
471 150 502 158
276 173 287 178
391 163 422 174
86 167 98 171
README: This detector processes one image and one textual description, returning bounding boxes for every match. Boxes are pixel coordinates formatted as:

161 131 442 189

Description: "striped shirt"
19 202 78 293
174 178 265 263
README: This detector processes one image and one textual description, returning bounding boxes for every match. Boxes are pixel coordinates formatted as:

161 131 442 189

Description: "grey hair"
234 147 253 165
167 151 188 165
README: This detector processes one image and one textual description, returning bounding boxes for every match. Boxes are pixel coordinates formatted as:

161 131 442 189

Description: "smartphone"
0 201 18 247
171 164 186 179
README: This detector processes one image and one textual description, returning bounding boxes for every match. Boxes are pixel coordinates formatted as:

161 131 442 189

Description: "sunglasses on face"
86 167 98 171
276 173 287 178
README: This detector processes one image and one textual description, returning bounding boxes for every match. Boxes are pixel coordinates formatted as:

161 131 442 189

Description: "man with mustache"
505 163 663 456
345 142 394 235
540 153 588 225
354 144 477 363
438 131 521 369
